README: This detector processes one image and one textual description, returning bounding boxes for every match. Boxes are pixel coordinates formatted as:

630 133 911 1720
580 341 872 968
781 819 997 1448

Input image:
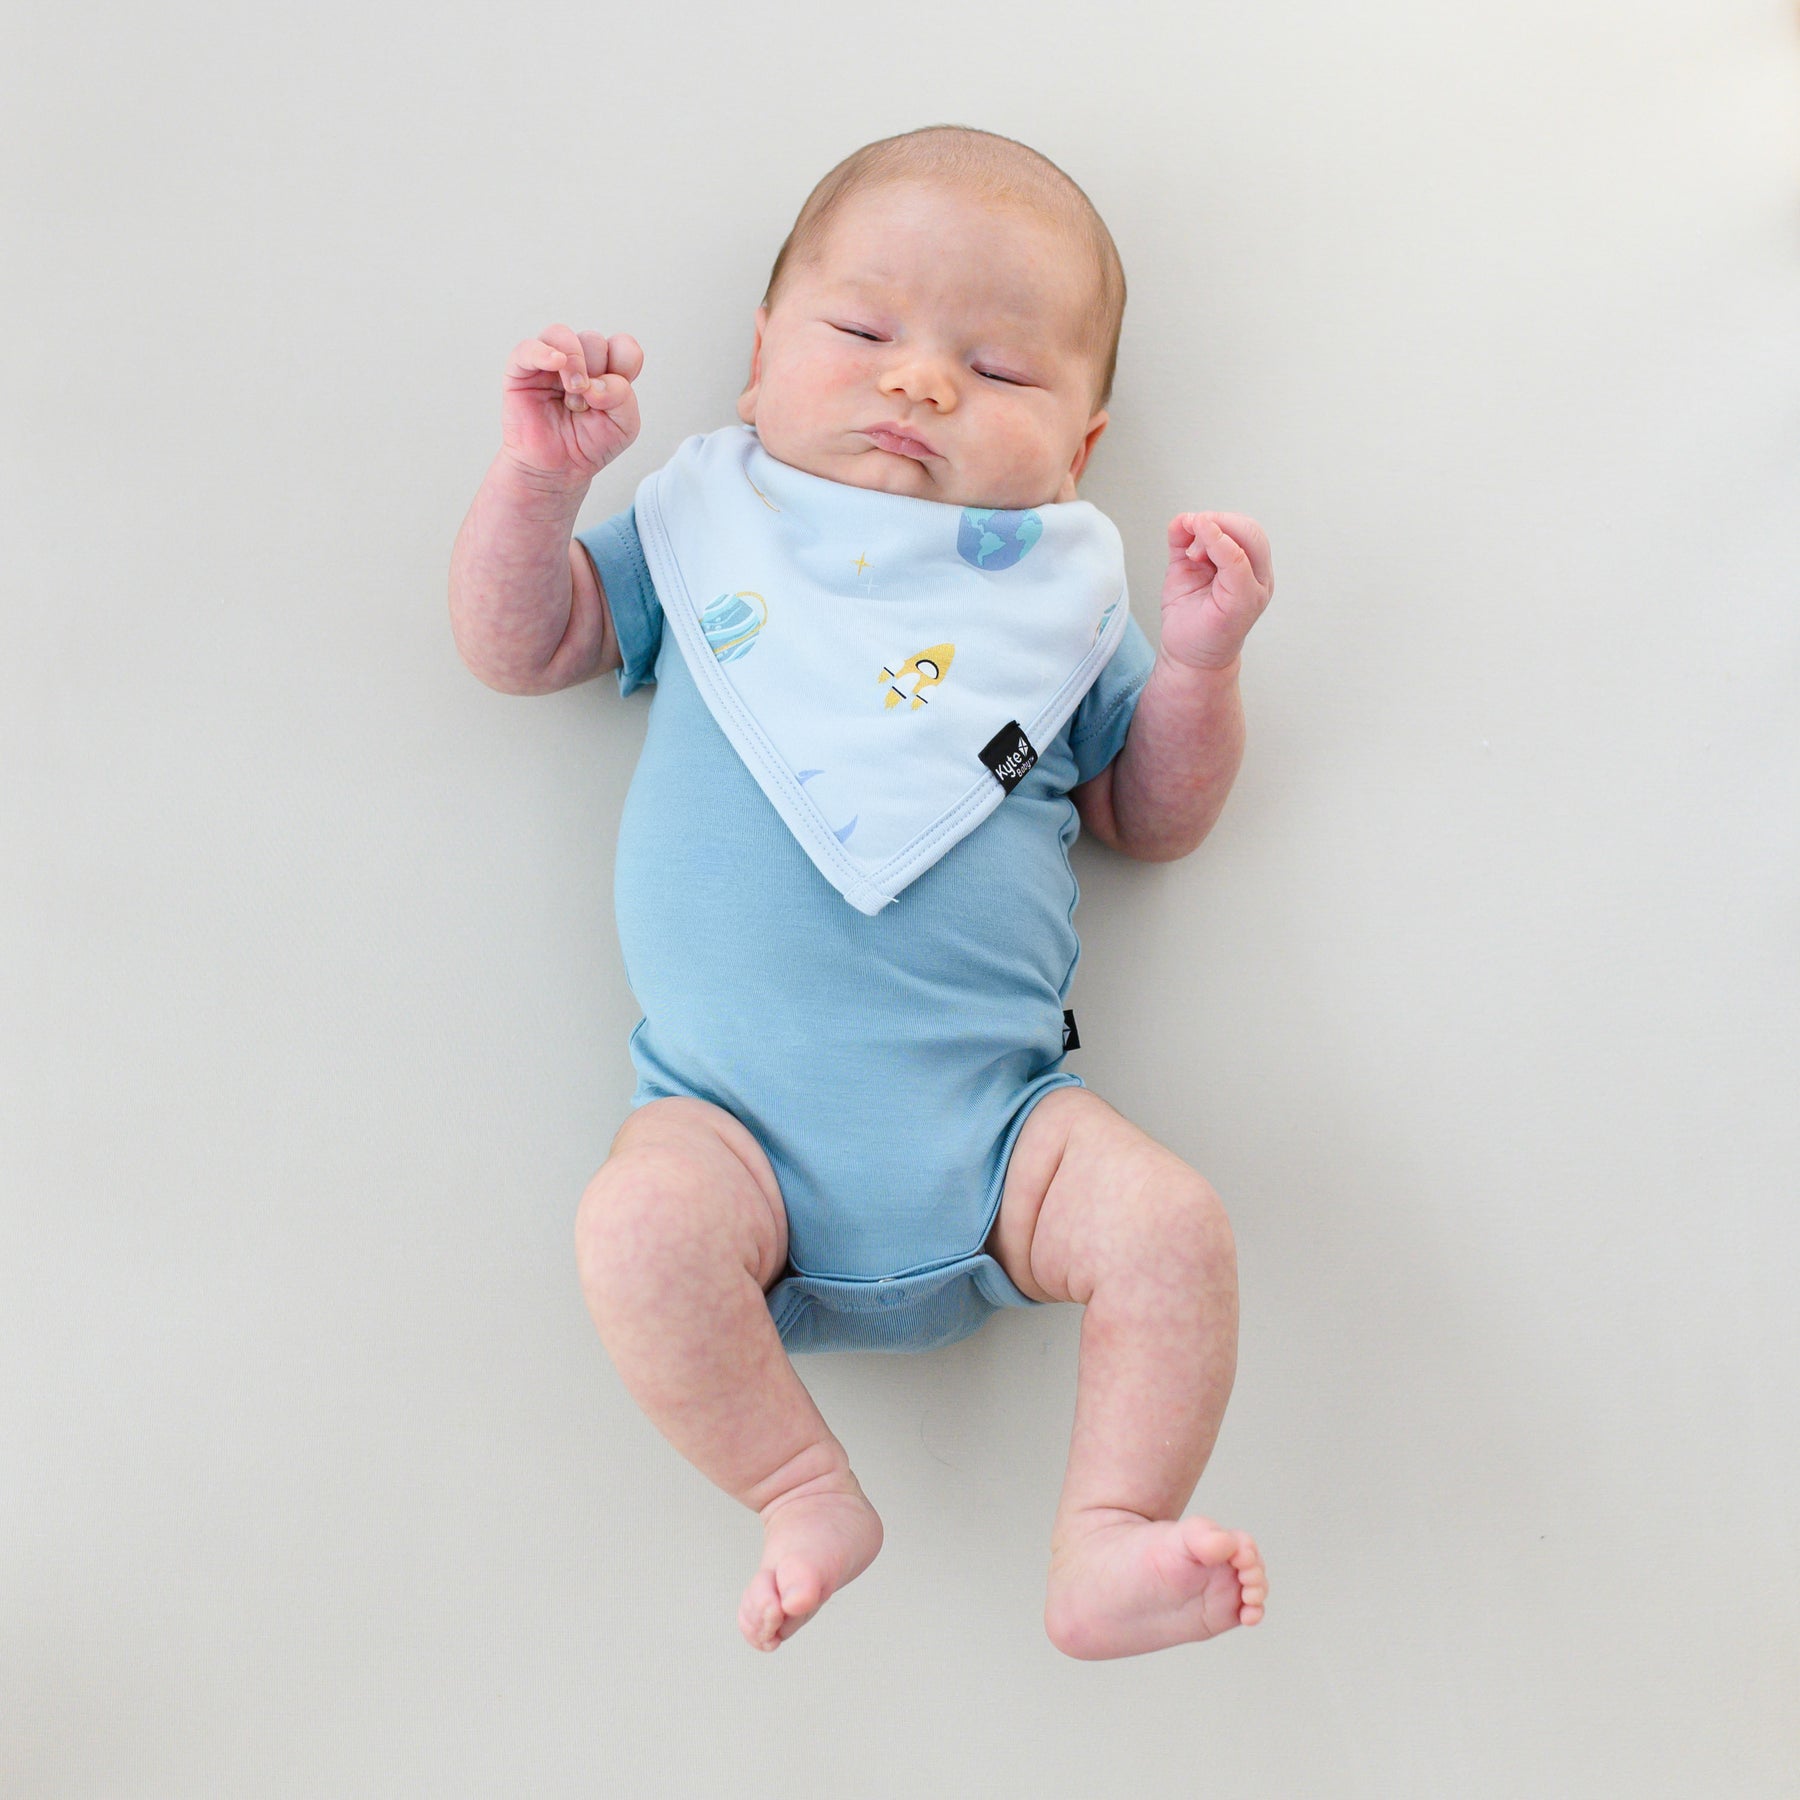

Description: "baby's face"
736 181 1110 510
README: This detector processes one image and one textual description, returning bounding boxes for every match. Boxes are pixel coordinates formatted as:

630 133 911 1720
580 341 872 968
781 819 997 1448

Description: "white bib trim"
634 426 1130 915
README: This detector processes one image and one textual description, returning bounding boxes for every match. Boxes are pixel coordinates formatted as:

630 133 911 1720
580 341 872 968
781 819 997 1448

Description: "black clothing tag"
978 720 1038 793
1062 1009 1081 1052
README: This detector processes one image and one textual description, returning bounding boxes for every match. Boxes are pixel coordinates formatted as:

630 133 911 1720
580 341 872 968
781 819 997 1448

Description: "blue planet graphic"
958 508 1043 571
702 590 767 661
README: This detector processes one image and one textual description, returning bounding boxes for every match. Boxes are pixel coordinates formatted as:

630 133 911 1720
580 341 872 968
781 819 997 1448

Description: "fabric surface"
576 499 1154 1353
631 425 1130 913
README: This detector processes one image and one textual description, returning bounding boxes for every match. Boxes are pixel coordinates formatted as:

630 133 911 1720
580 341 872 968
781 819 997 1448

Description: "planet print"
958 508 1043 571
701 590 767 661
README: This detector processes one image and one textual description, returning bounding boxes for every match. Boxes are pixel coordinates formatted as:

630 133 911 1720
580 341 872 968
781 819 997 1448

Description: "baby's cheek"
803 371 851 432
783 361 854 436
756 385 822 456
989 419 1064 502
752 374 860 485
802 341 865 397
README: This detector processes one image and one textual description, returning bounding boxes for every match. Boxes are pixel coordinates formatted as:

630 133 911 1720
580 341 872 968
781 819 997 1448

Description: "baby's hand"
499 324 643 491
1160 513 1274 673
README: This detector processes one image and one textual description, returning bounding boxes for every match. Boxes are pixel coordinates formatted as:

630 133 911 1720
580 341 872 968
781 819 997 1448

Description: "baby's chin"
761 438 1057 511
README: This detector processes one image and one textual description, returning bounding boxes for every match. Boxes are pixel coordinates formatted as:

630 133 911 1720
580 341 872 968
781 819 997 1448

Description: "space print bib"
632 425 1130 915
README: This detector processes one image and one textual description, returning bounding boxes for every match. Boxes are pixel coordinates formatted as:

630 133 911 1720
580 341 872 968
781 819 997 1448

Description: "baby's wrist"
492 450 595 518
1151 646 1242 696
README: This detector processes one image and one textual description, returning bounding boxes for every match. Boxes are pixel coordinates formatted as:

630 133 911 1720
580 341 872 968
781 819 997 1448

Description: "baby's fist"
500 325 644 491
1161 513 1274 673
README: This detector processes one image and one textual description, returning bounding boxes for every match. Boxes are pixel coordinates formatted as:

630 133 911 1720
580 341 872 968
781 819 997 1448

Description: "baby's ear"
736 306 770 425
1069 410 1109 487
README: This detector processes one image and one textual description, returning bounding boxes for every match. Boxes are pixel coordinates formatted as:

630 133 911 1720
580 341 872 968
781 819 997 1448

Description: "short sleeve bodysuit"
578 506 1155 1354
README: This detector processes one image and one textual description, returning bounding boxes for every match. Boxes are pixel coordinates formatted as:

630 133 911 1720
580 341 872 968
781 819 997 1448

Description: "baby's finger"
576 331 610 380
537 321 582 352
1167 513 1204 555
1203 518 1255 575
504 334 574 383
581 370 636 413
535 322 587 373
604 333 645 382
1171 513 1227 565
1206 512 1273 589
561 371 633 415
536 322 598 397
554 331 608 408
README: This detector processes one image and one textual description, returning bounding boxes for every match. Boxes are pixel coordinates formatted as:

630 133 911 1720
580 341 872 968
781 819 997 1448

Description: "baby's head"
736 126 1126 511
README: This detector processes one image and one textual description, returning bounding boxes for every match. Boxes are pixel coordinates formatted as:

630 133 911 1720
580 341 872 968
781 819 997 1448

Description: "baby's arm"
1075 514 1273 862
449 325 642 695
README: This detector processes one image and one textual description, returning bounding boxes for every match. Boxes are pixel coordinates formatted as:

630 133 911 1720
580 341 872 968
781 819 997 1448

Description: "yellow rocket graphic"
880 643 956 711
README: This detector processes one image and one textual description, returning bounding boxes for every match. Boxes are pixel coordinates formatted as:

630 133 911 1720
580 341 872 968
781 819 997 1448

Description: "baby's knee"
575 1152 694 1290
1121 1160 1236 1293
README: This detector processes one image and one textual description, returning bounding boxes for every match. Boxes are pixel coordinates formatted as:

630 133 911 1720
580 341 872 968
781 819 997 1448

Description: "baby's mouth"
862 424 938 460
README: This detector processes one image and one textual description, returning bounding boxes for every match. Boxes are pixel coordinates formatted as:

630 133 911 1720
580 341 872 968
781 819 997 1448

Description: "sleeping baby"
448 124 1274 1659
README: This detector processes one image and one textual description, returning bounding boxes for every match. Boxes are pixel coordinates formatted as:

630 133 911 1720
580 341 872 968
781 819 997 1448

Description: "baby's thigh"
986 1087 1232 1306
574 1097 790 1299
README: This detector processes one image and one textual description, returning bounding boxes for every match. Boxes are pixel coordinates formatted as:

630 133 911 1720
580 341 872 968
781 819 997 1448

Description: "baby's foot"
1044 1511 1266 1660
738 1470 884 1652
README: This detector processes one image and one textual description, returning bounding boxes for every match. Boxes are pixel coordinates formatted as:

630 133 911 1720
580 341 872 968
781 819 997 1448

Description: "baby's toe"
772 1557 825 1622
1232 1540 1268 1623
738 1570 786 1652
1178 1517 1244 1566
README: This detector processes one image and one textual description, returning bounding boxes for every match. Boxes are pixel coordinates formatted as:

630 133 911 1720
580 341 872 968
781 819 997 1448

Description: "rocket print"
880 643 956 710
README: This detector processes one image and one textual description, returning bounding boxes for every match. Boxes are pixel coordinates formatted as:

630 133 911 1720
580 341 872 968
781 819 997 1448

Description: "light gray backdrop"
5 1 1796 1795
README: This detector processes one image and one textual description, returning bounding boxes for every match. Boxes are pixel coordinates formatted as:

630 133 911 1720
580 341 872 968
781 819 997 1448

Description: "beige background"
5 1 1796 1794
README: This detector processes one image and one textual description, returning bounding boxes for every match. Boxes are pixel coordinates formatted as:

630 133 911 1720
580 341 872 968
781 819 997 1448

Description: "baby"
449 125 1274 1659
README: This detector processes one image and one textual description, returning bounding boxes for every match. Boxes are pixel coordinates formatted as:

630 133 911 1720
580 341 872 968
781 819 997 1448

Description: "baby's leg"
575 1097 882 1651
984 1087 1267 1659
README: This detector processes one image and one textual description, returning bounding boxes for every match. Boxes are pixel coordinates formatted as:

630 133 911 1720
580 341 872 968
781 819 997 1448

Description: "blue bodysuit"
577 506 1154 1354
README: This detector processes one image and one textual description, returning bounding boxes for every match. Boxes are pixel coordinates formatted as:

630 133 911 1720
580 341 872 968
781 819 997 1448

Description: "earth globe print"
958 507 1043 571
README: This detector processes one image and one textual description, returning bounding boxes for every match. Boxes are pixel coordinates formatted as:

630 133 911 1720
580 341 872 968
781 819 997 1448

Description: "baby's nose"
879 351 956 408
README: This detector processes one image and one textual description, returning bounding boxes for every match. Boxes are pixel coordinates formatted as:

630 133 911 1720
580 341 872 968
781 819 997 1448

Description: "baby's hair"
761 124 1127 410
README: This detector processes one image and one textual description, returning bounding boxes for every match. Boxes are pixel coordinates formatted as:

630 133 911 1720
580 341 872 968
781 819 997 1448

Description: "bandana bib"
633 425 1130 914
